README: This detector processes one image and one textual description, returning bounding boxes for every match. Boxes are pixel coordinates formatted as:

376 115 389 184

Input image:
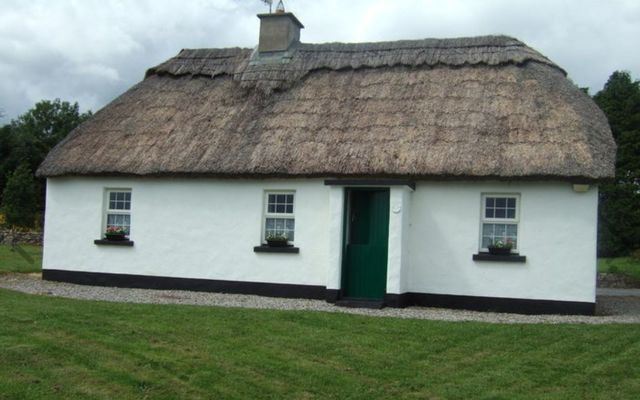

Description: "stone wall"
597 272 640 289
0 228 43 245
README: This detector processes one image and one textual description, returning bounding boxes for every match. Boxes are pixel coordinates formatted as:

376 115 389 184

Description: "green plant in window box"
488 239 513 255
266 233 289 247
104 226 127 241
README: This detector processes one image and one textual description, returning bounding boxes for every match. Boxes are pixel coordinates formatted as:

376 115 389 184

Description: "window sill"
253 245 299 254
473 253 526 262
94 239 134 247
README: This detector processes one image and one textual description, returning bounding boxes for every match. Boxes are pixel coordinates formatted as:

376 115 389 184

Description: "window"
105 189 132 236
263 191 295 242
480 194 519 250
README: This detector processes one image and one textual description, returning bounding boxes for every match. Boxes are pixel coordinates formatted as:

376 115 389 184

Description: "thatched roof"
38 35 615 181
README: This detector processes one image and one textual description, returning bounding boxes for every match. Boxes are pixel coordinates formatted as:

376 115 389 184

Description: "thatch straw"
37 35 615 180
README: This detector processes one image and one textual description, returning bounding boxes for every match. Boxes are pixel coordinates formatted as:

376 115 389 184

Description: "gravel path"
1 273 639 324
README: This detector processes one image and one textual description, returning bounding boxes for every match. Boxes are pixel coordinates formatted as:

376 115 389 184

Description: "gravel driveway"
1 273 639 324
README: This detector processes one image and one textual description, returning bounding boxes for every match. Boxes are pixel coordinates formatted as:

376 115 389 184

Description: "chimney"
257 12 304 53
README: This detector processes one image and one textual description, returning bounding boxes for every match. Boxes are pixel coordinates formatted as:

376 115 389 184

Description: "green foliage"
594 71 640 256
0 99 91 214
598 257 640 281
593 71 640 141
1 164 37 227
0 125 13 201
7 99 92 175
598 182 640 256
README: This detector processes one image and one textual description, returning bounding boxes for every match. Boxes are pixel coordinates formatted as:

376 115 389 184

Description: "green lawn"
598 257 640 281
0 244 42 273
0 289 639 399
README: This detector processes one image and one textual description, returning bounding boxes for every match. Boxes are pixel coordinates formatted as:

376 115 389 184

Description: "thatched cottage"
38 11 615 314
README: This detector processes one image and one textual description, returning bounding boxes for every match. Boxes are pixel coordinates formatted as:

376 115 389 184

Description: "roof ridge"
146 35 564 85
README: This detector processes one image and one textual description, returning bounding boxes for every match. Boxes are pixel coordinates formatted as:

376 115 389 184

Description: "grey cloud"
0 0 638 122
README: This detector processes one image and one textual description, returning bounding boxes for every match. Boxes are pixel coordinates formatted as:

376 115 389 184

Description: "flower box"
488 246 512 255
105 233 127 241
266 239 289 248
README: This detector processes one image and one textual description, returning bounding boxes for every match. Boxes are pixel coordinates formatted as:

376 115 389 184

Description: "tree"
0 125 13 203
0 99 92 215
1 164 37 227
9 99 92 174
593 72 640 141
593 71 640 256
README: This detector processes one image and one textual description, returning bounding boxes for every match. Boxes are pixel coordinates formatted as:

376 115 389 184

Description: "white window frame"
479 193 520 252
103 188 132 237
262 191 295 243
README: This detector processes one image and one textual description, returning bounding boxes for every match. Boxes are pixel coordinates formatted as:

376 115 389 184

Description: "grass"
0 243 42 273
598 257 640 281
0 290 639 399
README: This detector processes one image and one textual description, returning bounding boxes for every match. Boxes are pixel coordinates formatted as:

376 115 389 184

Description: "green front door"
342 189 390 300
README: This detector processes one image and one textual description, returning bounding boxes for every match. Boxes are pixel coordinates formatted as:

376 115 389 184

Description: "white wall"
386 186 413 294
43 177 330 286
406 182 598 303
43 178 598 303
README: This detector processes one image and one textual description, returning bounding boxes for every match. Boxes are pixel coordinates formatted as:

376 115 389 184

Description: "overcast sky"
1 0 639 122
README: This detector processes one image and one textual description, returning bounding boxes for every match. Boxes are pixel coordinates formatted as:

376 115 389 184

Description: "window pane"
108 191 131 210
107 214 130 234
486 197 495 207
485 209 494 218
507 198 516 208
285 218 295 241
265 217 295 241
482 224 494 236
495 198 506 207
495 208 505 218
506 209 515 219
266 192 294 214
265 218 275 230
482 223 517 249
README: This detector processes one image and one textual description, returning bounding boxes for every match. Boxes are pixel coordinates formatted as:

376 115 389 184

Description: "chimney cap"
257 12 304 29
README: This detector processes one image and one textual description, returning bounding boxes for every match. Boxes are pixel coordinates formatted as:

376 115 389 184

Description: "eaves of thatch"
37 35 616 181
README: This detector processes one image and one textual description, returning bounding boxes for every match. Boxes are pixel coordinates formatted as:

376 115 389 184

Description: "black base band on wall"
325 289 340 303
42 269 325 300
384 293 412 308
403 292 595 315
42 269 595 315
